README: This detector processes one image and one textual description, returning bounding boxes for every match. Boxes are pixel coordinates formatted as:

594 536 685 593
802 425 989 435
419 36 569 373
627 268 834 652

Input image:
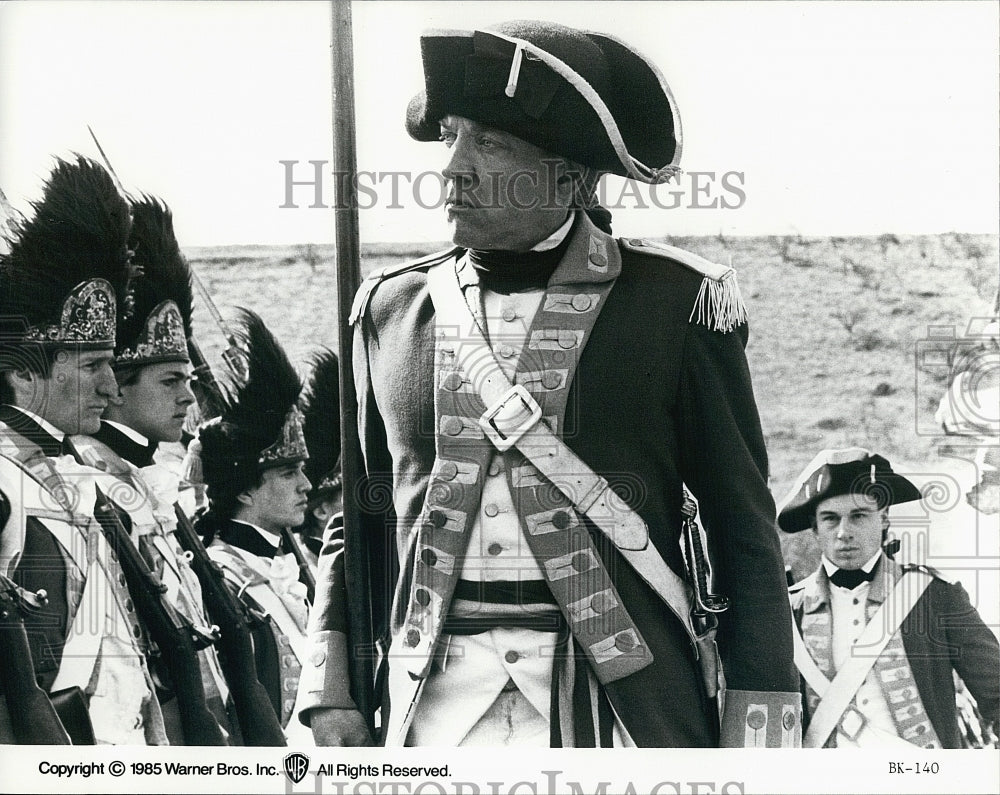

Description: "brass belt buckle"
838 704 867 741
479 384 542 452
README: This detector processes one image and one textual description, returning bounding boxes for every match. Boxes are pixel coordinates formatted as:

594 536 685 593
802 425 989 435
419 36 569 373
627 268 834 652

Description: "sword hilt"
682 490 730 617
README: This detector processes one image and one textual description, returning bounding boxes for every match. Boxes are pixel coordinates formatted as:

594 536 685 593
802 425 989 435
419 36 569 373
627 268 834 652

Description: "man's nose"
178 381 196 407
835 520 852 539
442 136 475 183
297 472 312 493
97 365 118 397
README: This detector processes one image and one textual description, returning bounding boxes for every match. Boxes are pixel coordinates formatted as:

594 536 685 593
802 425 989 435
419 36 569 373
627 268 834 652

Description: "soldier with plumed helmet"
295 347 344 575
0 157 168 744
69 196 237 744
193 309 314 743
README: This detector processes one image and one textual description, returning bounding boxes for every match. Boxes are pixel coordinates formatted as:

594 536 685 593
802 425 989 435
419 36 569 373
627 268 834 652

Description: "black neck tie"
829 567 875 590
468 215 575 294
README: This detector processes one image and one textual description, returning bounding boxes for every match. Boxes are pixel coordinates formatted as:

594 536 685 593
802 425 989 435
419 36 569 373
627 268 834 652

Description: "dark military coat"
0 405 166 745
0 405 80 693
83 420 237 744
791 555 1000 748
306 213 799 746
196 515 310 732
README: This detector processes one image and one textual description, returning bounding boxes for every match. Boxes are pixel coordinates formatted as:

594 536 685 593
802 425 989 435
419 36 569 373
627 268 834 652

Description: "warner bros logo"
284 752 310 784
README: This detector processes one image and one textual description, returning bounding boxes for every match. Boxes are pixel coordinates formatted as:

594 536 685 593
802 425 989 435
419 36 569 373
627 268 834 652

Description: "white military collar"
530 213 575 252
102 419 150 447
7 405 65 443
821 550 881 579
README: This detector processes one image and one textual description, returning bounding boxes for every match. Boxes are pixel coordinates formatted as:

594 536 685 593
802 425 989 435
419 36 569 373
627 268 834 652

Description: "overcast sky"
1 0 997 246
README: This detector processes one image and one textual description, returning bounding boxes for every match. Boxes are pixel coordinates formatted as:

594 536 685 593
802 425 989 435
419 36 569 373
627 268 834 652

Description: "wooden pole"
330 0 376 736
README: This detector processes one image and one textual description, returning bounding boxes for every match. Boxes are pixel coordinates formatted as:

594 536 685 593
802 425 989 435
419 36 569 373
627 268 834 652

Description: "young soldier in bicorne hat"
303 20 800 747
779 447 999 748
69 196 236 744
0 157 169 744
193 309 314 743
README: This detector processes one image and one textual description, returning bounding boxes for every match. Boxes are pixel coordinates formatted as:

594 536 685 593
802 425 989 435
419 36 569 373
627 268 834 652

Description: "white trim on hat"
776 446 873 515
505 42 524 98
481 30 681 184
583 29 684 174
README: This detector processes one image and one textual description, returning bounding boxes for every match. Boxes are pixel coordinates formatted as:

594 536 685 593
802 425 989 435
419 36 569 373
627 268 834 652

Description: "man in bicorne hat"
302 20 800 747
0 157 168 744
194 309 314 743
779 447 999 748
69 197 236 744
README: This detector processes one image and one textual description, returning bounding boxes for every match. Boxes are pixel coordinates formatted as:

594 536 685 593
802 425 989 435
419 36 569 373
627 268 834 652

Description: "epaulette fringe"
620 238 747 333
689 268 748 333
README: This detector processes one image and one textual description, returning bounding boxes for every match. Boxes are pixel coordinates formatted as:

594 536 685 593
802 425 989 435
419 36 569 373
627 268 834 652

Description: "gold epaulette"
620 238 747 333
902 562 955 584
349 247 461 326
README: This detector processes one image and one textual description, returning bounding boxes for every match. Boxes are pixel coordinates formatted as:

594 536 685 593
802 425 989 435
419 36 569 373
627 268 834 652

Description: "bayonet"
87 124 248 385
190 268 249 384
87 125 127 195
0 186 20 255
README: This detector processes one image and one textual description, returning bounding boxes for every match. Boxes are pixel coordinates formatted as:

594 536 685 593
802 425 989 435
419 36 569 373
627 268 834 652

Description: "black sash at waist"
445 579 561 635
452 579 557 606
442 612 564 636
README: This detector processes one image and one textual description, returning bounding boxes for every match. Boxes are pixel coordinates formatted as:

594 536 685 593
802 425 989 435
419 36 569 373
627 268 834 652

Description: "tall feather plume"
196 308 302 499
300 347 341 490
0 156 132 331
223 307 303 456
117 195 194 353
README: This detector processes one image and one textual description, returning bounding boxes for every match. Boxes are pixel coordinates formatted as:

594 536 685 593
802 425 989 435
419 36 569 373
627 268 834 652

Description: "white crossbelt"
793 570 932 748
426 261 698 647
0 450 140 693
207 544 310 664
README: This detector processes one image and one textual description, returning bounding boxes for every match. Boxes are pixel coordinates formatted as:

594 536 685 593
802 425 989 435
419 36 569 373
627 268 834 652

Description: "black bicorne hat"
300 347 342 503
777 447 923 533
197 309 308 500
114 196 193 369
0 156 133 352
405 20 681 182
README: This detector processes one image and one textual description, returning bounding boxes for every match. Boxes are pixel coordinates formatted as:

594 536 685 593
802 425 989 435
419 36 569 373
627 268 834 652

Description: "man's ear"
5 367 43 407
8 367 37 388
552 159 577 197
553 159 572 183
881 510 890 531
236 491 254 507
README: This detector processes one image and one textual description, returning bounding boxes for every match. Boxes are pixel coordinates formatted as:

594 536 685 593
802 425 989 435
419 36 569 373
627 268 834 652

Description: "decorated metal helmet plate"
22 278 117 348
258 405 309 467
114 298 189 365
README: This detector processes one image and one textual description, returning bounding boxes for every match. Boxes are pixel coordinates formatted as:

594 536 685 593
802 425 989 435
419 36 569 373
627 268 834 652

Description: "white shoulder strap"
426 261 697 646
208 544 310 663
800 570 933 748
